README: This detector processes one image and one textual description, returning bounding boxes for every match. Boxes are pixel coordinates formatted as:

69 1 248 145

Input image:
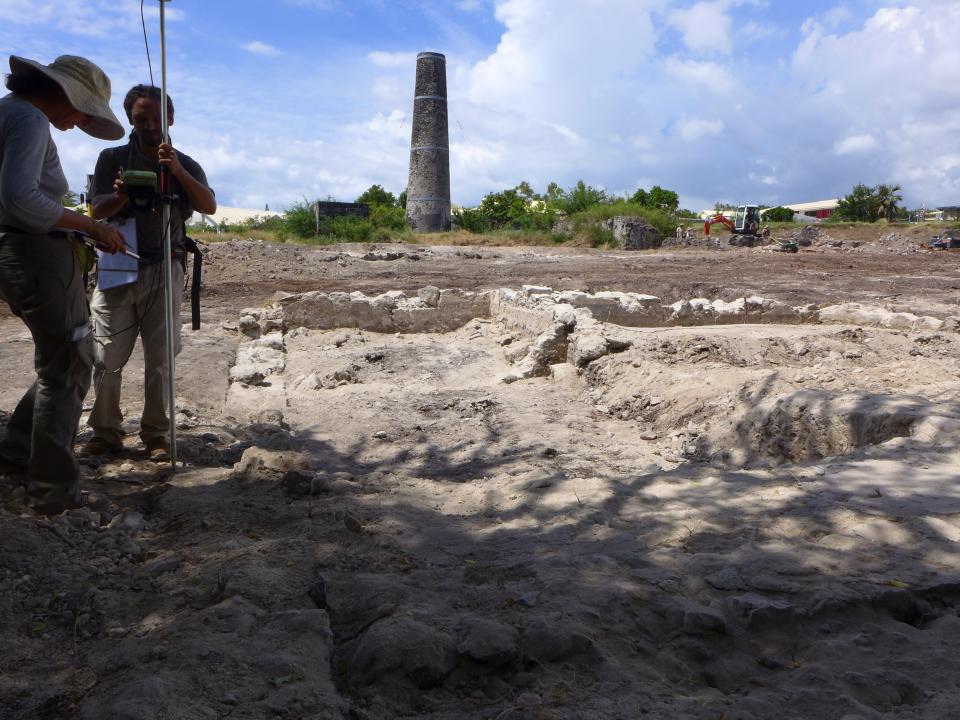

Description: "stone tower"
406 52 451 233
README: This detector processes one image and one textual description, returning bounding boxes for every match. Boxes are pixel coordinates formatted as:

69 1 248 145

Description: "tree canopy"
763 206 795 222
355 184 397 207
835 183 905 222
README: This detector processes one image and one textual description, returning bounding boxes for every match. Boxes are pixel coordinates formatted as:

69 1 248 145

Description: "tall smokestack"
406 52 451 233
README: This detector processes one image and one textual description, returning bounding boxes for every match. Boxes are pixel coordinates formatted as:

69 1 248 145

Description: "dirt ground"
1 226 959 720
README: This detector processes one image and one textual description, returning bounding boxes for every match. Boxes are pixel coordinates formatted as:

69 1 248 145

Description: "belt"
0 223 82 240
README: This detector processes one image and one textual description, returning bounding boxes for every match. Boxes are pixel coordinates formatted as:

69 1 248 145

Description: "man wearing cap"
84 85 215 461
0 54 126 514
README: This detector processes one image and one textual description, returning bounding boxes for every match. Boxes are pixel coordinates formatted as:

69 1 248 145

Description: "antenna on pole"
159 0 177 470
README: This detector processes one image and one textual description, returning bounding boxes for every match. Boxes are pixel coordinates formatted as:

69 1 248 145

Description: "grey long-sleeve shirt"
0 93 68 233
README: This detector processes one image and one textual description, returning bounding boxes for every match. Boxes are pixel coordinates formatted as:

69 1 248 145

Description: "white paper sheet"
96 217 139 290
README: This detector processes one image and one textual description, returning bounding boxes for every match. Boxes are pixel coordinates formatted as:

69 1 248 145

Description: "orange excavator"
703 205 761 236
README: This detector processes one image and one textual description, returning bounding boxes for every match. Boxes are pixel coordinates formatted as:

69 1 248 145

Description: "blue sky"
3 0 959 212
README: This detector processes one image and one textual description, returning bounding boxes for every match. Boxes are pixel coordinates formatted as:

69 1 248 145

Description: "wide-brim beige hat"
9 54 124 140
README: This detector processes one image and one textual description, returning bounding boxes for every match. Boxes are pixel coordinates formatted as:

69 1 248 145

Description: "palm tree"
873 183 903 222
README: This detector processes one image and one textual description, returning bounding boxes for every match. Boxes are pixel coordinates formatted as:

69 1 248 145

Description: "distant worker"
676 224 684 241
84 84 215 461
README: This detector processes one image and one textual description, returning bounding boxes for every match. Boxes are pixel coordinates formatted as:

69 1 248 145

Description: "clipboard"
96 217 139 290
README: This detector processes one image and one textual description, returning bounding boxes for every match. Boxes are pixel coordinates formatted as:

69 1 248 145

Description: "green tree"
873 183 903 222
62 190 80 207
835 183 878 222
646 185 679 211
397 189 407 209
516 180 538 201
544 181 564 206
478 188 529 228
355 184 396 207
452 206 490 233
560 180 607 214
369 204 407 231
763 206 795 222
629 185 680 211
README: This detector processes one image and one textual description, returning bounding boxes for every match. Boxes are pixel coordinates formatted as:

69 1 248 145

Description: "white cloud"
792 2 960 202
676 117 725 142
0 0 184 37
748 171 779 186
823 6 853 31
833 134 878 155
668 1 733 55
362 110 409 140
551 124 581 143
468 0 659 117
368 51 417 68
243 41 282 57
663 57 735 94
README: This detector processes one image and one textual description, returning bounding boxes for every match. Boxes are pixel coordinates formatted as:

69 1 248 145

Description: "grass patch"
585 224 615 248
567 201 675 240
188 228 282 244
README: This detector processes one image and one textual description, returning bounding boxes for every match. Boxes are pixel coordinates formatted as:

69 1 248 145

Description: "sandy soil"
1 227 959 720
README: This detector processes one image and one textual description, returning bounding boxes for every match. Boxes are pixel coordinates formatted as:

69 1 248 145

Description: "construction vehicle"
930 230 960 250
703 205 762 236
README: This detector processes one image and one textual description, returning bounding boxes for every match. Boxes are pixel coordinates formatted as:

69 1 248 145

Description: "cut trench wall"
264 286 957 340
229 287 957 400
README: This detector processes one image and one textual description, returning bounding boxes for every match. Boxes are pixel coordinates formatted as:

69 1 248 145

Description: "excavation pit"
207 286 960 717
3 237 960 720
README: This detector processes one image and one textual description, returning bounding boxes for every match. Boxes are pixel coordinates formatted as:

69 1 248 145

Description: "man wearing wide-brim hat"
0 54 127 515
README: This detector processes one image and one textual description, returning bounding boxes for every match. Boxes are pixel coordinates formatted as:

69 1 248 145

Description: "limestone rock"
601 216 661 250
235 447 312 475
520 618 600 664
569 332 609 366
238 314 261 338
417 285 440 307
346 616 457 688
457 617 519 666
280 469 320 497
725 592 796 630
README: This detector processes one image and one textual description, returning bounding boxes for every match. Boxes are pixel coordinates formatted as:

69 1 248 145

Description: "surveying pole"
159 0 177 469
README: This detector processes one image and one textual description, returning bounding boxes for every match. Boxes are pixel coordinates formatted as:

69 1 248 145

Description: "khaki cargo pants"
87 261 183 446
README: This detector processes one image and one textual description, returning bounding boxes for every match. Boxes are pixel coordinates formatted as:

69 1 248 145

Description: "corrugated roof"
783 199 840 212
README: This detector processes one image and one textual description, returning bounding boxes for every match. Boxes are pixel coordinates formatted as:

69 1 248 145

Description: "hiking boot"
26 491 81 516
79 436 123 457
145 438 170 462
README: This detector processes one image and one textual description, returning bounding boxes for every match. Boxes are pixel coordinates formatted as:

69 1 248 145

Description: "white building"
780 199 840 220
188 206 282 229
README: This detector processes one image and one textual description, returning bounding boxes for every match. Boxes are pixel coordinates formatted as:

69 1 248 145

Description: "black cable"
91 256 163 341
91 215 174 342
141 0 154 85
